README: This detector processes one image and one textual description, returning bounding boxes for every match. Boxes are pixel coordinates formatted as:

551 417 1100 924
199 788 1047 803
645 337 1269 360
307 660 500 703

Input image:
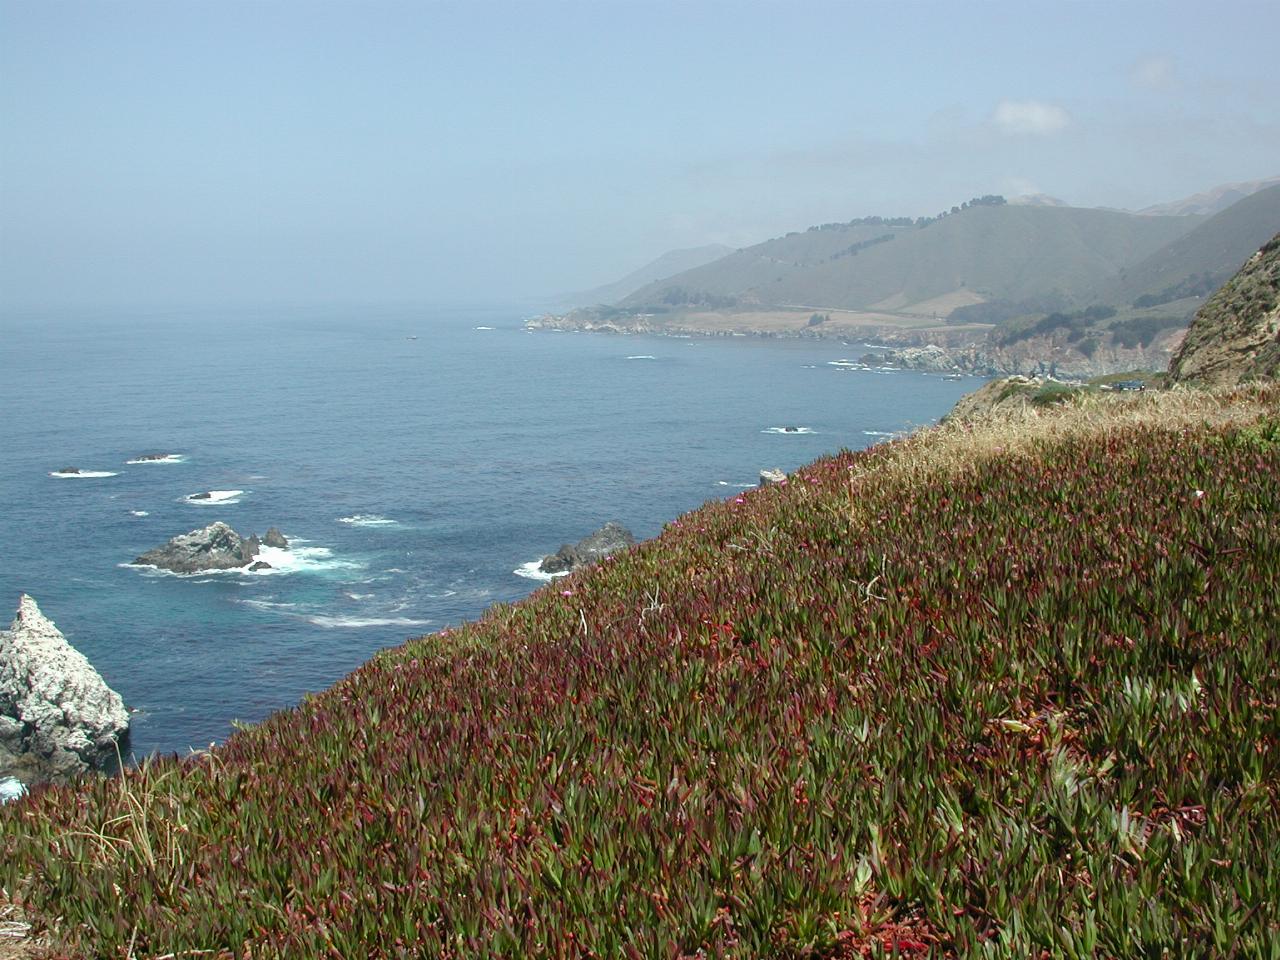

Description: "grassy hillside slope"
4 388 1280 958
1104 184 1280 309
623 206 1199 313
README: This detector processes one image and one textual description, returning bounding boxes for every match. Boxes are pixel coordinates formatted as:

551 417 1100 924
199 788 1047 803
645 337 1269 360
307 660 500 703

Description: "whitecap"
0 777 26 804
762 426 815 435
122 562 246 579
130 510 150 517
126 454 185 465
50 470 119 478
336 514 399 527
626 355 656 360
863 430 897 437
306 615 431 629
344 592 375 601
474 325 494 330
717 481 730 486
184 490 244 505
249 544 364 575
514 560 568 582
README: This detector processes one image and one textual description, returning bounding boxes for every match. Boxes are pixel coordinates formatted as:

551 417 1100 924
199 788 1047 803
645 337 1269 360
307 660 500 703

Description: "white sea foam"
50 470 119 478
344 592 375 601
514 559 568 582
130 510 150 517
126 454 185 465
336 514 399 527
0 777 26 803
250 544 362 575
717 480 730 486
474 325 494 330
235 598 300 612
184 490 244 505
626 355 656 360
827 359 863 368
306 615 431 629
863 430 897 437
762 426 815 435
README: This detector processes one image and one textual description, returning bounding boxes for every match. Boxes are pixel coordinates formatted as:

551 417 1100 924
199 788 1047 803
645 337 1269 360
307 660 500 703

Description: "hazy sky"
3 0 1278 308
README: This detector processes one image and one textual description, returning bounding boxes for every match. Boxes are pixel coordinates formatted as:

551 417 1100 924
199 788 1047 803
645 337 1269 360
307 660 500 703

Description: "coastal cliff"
0 595 130 786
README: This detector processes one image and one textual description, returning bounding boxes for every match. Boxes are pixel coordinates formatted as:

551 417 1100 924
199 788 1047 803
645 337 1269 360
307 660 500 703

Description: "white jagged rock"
0 594 130 784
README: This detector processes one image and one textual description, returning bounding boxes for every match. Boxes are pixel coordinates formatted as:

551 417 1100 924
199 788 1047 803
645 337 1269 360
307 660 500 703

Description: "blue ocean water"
0 305 979 760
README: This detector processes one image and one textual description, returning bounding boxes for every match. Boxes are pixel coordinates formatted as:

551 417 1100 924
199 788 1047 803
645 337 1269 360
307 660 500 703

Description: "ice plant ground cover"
3 386 1279 958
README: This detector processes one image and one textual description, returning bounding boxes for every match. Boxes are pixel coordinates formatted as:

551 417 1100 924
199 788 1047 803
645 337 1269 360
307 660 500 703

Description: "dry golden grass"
875 382 1279 489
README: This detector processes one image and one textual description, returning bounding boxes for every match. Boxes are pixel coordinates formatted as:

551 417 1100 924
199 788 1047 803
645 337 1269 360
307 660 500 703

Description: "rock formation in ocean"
135 521 262 573
539 521 636 575
0 594 130 786
263 527 289 549
1169 233 1280 387
759 468 787 486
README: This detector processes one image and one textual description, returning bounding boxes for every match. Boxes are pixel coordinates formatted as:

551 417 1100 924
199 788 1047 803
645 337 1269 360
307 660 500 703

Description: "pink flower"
561 590 574 597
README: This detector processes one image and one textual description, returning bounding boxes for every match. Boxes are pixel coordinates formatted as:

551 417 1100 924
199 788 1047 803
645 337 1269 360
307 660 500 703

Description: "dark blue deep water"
0 305 979 759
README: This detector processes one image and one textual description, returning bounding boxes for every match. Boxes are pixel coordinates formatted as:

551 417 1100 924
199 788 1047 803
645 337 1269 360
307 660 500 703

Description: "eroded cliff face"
0 595 130 785
1169 234 1280 387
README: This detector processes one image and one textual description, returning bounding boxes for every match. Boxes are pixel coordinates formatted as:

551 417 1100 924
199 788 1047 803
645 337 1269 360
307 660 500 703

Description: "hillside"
568 244 735 307
1170 232 1280 386
1102 183 1280 309
1138 174 1280 217
621 202 1200 314
4 386 1279 958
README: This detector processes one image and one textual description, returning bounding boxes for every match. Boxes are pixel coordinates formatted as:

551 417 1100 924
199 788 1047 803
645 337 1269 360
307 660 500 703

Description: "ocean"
1 304 979 761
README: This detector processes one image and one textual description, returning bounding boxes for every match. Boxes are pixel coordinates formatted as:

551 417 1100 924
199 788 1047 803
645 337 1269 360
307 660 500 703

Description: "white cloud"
1130 55 1178 92
991 99 1072 136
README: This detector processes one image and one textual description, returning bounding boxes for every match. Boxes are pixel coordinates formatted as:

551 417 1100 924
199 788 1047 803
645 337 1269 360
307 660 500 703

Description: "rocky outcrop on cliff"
134 522 280 573
1169 233 1280 387
0 595 130 785
945 376 1051 422
539 522 636 575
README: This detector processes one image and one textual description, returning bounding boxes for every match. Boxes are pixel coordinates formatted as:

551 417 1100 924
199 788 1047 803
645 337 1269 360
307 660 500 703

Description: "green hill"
5 386 1280 958
1102 183 1280 310
622 201 1200 315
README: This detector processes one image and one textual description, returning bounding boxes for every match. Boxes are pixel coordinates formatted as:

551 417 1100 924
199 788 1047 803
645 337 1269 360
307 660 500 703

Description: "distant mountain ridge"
1138 175 1280 217
1103 184 1280 308
619 200 1201 315
566 244 734 307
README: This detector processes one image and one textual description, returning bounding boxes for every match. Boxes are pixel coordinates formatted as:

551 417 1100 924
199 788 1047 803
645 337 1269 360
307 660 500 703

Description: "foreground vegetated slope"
4 388 1280 958
1170 232 1280 387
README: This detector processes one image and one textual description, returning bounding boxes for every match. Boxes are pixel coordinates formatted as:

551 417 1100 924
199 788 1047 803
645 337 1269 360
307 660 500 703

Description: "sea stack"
0 595 130 786
539 521 636 575
135 522 261 573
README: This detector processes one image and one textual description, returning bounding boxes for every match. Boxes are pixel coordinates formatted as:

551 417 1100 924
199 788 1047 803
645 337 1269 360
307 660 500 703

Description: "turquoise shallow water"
0 304 980 759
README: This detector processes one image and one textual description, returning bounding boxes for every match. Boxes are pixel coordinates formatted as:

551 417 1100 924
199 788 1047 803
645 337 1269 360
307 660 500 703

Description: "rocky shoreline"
525 312 1181 380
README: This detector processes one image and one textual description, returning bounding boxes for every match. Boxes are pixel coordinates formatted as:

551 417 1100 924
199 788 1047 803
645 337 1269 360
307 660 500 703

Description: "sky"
2 0 1278 309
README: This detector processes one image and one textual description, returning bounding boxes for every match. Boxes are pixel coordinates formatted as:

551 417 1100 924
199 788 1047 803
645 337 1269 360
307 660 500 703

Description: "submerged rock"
0 595 130 786
539 521 636 575
135 521 260 574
